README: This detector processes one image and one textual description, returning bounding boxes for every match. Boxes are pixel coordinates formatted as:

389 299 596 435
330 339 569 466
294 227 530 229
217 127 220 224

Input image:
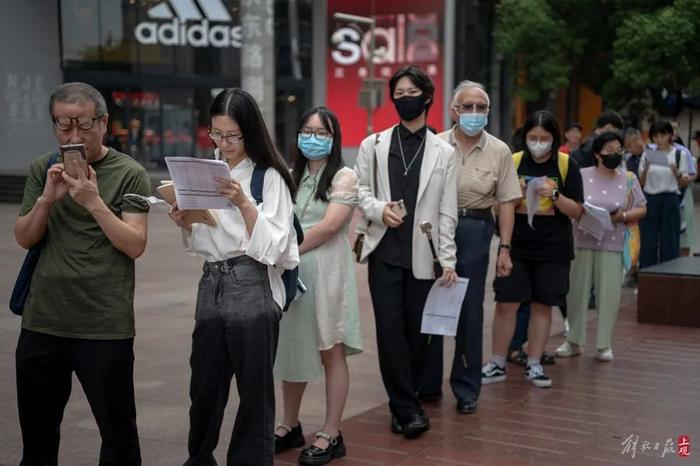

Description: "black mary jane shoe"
298 431 346 465
275 423 305 454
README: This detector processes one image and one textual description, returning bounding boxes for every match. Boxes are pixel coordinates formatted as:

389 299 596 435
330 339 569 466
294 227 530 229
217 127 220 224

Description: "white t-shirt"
639 147 688 195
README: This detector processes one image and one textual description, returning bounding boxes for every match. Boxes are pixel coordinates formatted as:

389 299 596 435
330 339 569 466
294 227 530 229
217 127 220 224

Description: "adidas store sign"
135 0 242 48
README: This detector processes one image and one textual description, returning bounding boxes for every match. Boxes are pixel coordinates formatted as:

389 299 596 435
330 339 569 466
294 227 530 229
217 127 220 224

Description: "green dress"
274 166 363 382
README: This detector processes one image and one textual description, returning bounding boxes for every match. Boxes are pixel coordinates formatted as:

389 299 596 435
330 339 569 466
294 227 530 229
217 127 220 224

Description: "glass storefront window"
103 86 217 168
60 0 314 171
60 0 241 79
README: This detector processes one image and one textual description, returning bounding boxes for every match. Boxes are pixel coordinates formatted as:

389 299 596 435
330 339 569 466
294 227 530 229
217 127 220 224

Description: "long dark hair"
292 106 343 202
521 110 562 159
210 88 297 198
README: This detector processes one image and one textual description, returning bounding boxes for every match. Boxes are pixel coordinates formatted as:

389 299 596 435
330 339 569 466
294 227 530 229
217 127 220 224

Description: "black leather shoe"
417 391 443 402
390 416 404 434
456 399 477 415
298 431 346 465
275 423 305 454
401 412 430 439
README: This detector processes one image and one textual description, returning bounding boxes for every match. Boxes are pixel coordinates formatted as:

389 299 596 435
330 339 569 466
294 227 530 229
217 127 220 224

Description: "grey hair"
623 127 642 138
452 80 490 106
49 82 108 116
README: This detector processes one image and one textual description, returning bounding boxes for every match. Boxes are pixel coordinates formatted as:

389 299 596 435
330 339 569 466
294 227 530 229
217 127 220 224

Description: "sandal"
507 349 527 367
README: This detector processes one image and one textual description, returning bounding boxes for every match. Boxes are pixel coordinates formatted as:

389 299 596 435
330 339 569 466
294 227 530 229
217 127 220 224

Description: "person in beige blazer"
353 65 457 439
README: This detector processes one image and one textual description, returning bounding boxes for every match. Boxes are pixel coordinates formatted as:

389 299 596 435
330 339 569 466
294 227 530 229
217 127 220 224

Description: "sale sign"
327 0 446 146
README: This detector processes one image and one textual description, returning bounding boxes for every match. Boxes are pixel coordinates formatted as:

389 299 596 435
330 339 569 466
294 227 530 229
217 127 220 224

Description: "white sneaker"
481 361 506 384
597 348 614 362
525 364 552 388
555 341 582 358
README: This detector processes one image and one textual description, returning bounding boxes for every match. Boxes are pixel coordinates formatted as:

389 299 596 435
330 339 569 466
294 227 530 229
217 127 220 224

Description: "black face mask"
601 153 623 169
394 95 428 121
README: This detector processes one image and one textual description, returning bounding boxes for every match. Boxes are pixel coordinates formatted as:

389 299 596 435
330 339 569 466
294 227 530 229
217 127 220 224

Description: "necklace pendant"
403 169 409 176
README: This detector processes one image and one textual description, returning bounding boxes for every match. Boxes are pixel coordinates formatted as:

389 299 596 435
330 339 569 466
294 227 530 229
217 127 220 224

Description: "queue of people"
12 72 696 466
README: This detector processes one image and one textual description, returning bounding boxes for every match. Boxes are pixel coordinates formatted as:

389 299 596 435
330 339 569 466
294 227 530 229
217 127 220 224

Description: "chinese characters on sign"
240 0 275 128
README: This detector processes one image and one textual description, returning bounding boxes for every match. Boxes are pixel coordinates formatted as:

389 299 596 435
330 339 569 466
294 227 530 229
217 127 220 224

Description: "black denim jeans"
184 256 281 466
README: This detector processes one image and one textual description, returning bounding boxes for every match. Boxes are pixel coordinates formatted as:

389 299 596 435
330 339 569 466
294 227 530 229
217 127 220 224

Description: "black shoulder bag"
9 153 59 315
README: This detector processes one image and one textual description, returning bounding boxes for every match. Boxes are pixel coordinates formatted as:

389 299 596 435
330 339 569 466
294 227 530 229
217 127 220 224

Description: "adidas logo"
135 0 242 48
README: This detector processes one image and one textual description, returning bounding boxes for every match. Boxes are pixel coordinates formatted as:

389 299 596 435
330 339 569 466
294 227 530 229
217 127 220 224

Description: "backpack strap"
511 150 568 185
557 152 569 186
47 152 59 172
512 151 523 170
250 164 266 205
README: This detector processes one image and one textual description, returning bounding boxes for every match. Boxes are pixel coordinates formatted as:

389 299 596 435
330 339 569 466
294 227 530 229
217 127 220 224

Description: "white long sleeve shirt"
182 155 299 309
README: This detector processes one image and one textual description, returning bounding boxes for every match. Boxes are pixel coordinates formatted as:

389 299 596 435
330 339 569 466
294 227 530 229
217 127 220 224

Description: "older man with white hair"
428 80 521 414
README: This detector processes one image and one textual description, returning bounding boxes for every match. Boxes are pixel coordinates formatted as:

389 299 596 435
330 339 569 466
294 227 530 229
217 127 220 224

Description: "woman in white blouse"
169 88 299 466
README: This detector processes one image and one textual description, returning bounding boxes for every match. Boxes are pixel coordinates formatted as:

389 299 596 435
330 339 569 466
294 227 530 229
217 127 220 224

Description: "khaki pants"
566 248 623 350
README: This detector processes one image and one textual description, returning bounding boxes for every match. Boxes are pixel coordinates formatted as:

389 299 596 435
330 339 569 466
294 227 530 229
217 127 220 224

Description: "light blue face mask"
459 112 488 136
297 134 333 160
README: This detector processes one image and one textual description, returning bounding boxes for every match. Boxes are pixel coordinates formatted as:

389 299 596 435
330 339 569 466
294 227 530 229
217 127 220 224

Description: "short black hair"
649 119 674 140
592 131 623 157
521 110 561 159
595 111 625 130
565 122 582 132
388 65 435 111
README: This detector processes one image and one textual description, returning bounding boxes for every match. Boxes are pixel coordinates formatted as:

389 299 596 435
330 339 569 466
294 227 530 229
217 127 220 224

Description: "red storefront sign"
327 0 445 146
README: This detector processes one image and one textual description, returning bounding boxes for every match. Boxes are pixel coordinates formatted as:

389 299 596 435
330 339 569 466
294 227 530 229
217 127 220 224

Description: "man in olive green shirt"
14 82 150 465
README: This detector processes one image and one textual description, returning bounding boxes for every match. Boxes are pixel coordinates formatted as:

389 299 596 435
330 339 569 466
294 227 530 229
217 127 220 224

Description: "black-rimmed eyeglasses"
52 115 104 131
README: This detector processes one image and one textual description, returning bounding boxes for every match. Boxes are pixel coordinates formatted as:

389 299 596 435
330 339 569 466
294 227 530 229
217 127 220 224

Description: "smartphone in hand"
60 144 88 178
389 199 407 219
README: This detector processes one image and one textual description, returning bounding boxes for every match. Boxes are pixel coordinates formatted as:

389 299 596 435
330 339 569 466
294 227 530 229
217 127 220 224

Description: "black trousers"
640 192 680 268
367 256 437 422
184 257 281 466
16 329 141 466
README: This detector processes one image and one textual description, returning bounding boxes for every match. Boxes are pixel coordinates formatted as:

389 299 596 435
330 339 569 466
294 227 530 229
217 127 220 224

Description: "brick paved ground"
1 196 699 465
277 296 700 466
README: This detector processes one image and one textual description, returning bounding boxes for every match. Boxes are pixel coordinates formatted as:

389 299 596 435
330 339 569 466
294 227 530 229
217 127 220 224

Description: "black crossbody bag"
9 153 59 315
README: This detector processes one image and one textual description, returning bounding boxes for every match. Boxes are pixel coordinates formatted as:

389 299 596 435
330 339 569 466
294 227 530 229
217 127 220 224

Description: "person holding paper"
556 132 646 362
482 111 583 389
638 120 689 268
354 65 457 438
434 80 521 415
13 82 150 466
273 107 362 465
169 88 299 466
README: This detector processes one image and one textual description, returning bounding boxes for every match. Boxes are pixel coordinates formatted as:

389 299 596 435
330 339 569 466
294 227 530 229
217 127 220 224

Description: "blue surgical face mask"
459 112 488 136
297 134 333 160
